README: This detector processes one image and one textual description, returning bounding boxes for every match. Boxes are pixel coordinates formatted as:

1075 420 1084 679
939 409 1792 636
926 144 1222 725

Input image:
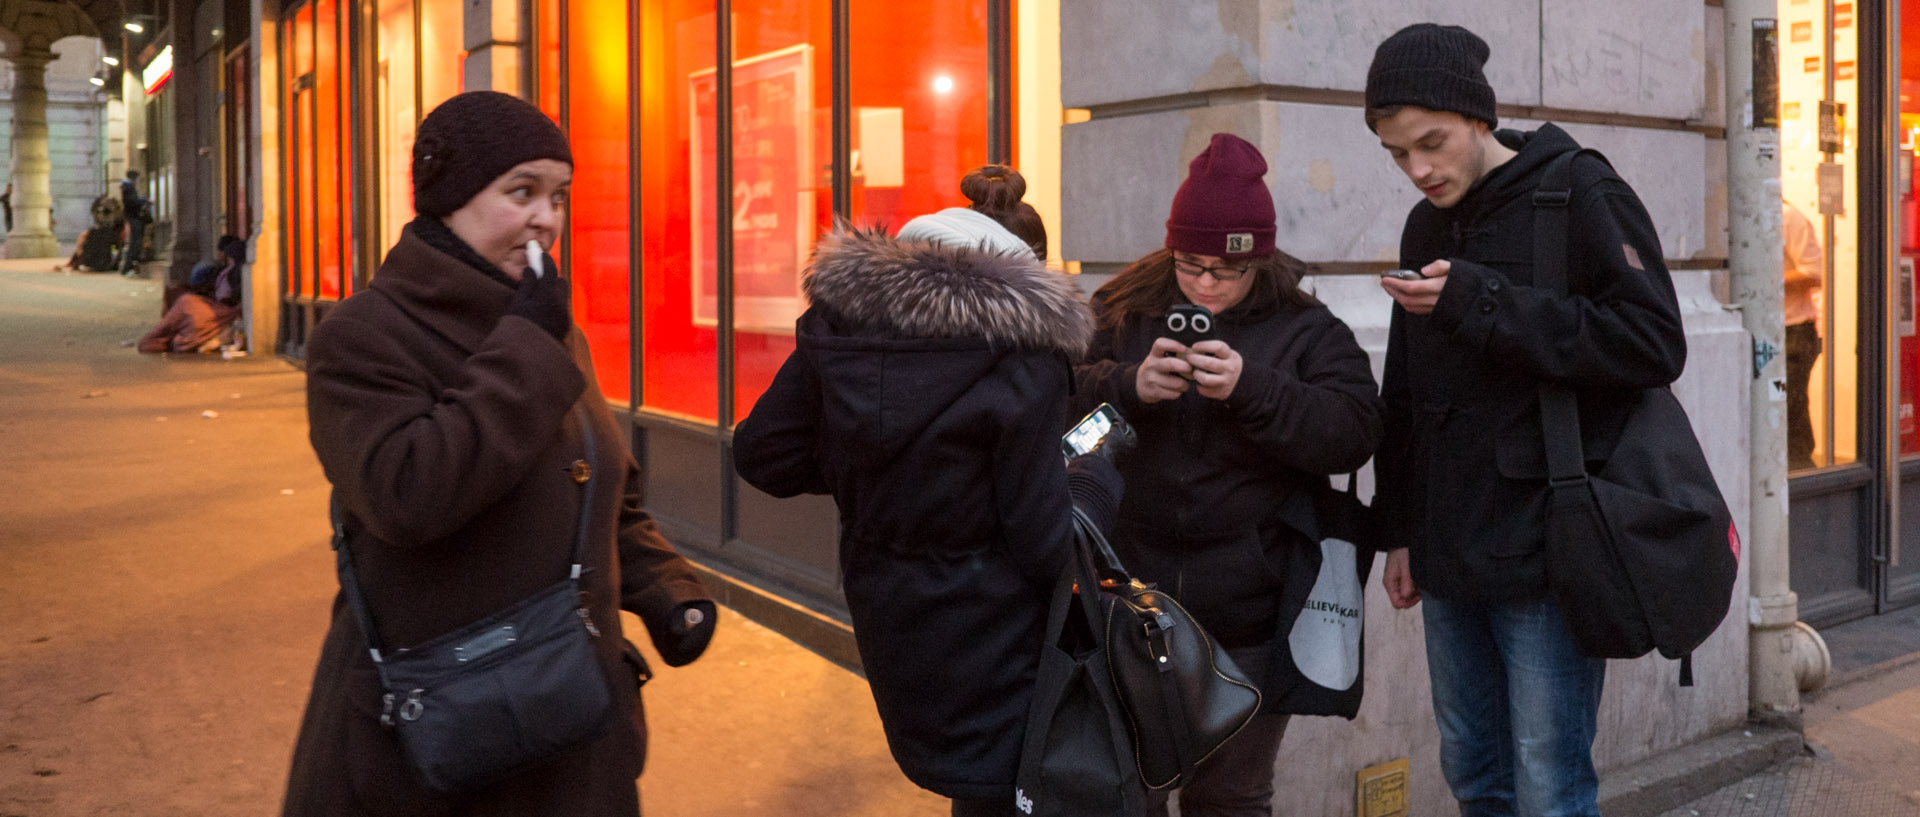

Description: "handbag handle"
331 403 598 663
1072 506 1134 589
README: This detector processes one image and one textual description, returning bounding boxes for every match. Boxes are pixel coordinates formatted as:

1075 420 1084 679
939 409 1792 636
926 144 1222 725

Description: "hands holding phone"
1136 338 1243 402
1378 259 1451 315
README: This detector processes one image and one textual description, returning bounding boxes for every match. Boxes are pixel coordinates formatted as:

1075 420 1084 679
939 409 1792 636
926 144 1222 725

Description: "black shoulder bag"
1532 150 1739 683
330 404 613 794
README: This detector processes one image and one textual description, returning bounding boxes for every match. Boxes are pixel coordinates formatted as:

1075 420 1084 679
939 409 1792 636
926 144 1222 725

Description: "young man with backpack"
1365 23 1688 817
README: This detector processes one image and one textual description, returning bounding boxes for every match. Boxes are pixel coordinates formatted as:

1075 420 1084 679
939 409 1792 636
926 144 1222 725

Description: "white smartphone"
526 240 546 279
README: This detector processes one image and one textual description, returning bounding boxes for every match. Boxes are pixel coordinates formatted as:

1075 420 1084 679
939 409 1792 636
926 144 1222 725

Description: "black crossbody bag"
329 404 613 794
1532 150 1738 682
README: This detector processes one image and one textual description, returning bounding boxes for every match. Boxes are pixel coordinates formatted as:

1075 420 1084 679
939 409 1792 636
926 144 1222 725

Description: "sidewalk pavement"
9 258 1920 817
0 261 943 817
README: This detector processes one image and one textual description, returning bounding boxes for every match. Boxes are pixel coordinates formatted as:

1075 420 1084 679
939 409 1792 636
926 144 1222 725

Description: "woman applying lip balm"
285 91 717 817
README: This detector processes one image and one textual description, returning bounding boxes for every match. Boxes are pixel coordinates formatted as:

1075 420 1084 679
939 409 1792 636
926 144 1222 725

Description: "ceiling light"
103 56 120 66
124 21 144 33
89 77 106 86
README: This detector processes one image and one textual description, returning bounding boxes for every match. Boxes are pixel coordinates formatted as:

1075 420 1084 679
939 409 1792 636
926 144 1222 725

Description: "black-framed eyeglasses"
1172 256 1251 282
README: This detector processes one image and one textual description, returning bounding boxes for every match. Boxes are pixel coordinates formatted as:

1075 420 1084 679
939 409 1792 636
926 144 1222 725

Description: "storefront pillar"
5 48 60 258
462 0 524 94
1724 0 1830 723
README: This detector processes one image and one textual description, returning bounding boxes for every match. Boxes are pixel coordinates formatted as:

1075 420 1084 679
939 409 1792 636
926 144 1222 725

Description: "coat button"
1486 278 1503 292
1479 300 1496 314
569 460 591 483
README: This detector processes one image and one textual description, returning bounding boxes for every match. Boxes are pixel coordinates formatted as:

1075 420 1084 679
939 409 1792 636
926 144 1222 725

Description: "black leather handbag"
1015 508 1146 817
1078 508 1263 790
329 405 613 794
1531 150 1737 680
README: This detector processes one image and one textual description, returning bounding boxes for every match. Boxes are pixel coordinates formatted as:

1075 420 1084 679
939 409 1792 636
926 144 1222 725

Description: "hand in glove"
508 260 572 340
651 600 718 667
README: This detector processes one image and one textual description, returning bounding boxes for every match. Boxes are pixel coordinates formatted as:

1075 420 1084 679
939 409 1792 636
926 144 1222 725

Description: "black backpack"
1530 149 1739 685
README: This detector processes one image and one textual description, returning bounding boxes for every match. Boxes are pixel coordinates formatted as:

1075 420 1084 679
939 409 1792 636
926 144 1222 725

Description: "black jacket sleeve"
1221 314 1384 475
1371 305 1415 547
992 356 1078 584
1428 167 1687 390
733 346 832 498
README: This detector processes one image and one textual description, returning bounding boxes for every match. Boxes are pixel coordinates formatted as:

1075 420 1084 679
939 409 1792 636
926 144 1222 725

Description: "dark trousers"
121 219 147 274
1146 644 1292 817
1786 321 1821 470
951 796 1017 817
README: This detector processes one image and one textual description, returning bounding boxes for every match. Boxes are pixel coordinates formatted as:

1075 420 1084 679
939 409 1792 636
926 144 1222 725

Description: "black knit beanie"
412 91 573 218
1365 23 1498 131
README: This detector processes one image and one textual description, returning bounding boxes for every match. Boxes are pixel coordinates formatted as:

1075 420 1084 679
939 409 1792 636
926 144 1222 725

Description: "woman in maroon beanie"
1070 132 1384 817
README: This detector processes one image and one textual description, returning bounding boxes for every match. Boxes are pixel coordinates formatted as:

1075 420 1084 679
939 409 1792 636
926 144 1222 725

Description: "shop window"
419 0 462 112
1896 0 1920 457
315 0 347 299
639 0 719 422
288 2 313 299
847 0 990 230
537 0 561 119
727 0 832 423
375 0 417 252
1780 1 1859 470
565 0 631 404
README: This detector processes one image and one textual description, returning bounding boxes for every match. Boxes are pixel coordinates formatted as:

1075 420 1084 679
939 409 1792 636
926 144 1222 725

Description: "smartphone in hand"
1380 268 1424 281
1164 304 1215 349
1062 403 1128 460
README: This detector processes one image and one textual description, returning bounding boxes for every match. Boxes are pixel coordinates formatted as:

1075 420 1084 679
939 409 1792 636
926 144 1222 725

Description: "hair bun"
960 164 1026 215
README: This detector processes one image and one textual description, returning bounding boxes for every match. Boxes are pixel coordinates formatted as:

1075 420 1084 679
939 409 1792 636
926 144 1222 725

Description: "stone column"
6 48 60 258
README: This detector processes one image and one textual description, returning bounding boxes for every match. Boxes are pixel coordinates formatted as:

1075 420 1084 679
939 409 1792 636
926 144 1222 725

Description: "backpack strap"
1533 149 1591 490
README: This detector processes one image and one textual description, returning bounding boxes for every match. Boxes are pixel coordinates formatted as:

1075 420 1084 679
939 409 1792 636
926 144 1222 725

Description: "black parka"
1374 123 1688 602
732 226 1096 801
1071 294 1382 650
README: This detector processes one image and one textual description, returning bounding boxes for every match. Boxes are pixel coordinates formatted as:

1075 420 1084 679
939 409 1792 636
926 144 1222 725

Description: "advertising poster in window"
689 44 814 333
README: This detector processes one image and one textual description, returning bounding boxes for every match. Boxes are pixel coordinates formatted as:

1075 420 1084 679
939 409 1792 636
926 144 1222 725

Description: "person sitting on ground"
136 236 246 353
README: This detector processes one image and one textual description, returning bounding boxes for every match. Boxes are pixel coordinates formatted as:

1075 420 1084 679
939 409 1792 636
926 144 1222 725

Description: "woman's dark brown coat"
283 227 710 817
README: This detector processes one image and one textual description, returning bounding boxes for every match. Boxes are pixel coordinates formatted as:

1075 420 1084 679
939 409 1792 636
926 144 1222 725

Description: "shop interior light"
124 21 144 33
932 75 954 94
103 55 120 66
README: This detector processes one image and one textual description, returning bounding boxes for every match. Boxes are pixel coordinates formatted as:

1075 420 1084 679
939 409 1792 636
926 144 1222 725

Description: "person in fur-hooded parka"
733 210 1119 809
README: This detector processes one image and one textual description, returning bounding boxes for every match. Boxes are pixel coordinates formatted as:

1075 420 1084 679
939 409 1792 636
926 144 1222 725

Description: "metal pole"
1726 0 1829 723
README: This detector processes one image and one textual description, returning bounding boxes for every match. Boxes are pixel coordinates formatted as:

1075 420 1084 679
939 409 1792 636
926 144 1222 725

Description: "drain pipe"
1724 0 1831 724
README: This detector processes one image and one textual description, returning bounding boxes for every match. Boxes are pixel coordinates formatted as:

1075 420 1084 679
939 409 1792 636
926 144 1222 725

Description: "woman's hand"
1136 337 1194 403
1187 340 1243 400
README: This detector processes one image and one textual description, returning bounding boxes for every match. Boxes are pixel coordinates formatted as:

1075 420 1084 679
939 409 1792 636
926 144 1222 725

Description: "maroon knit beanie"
1164 133 1275 260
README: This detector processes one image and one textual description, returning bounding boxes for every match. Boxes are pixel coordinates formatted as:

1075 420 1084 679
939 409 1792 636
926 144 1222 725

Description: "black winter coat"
1374 124 1688 602
1071 295 1382 650
732 227 1096 801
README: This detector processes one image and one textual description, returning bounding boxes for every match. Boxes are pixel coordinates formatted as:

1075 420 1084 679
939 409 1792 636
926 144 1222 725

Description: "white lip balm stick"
526 240 545 279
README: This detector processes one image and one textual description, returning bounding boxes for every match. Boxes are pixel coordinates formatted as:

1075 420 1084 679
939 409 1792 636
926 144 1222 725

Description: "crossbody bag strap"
331 402 599 665
1534 149 1591 488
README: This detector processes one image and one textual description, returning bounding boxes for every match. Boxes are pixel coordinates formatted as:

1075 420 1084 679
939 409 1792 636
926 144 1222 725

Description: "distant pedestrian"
119 171 150 276
283 90 717 816
1 182 13 232
733 167 1127 817
1365 23 1687 817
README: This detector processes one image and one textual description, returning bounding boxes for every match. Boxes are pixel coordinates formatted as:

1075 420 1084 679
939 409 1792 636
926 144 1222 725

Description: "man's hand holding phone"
1136 337 1193 403
1379 259 1451 315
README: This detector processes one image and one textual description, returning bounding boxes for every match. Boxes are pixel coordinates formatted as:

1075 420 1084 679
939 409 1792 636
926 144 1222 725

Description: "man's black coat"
1375 123 1688 602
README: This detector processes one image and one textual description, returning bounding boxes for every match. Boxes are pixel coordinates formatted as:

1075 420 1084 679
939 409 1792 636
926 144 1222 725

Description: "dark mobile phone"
1062 403 1125 460
1164 304 1215 349
1380 268 1425 281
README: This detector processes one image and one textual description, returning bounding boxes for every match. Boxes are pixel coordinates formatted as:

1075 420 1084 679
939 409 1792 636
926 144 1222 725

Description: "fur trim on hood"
803 225 1094 357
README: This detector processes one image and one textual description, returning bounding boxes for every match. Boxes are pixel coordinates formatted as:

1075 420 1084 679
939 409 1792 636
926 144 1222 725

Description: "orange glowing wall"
566 0 632 404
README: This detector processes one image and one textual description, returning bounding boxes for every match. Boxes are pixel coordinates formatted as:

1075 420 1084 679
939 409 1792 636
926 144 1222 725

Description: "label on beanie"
1226 233 1255 254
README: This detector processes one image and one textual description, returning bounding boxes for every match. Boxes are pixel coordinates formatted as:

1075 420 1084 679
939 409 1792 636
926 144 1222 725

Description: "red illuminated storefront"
269 0 1034 628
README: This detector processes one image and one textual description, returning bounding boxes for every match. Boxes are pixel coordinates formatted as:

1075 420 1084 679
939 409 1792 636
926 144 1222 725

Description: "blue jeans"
1423 595 1606 817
